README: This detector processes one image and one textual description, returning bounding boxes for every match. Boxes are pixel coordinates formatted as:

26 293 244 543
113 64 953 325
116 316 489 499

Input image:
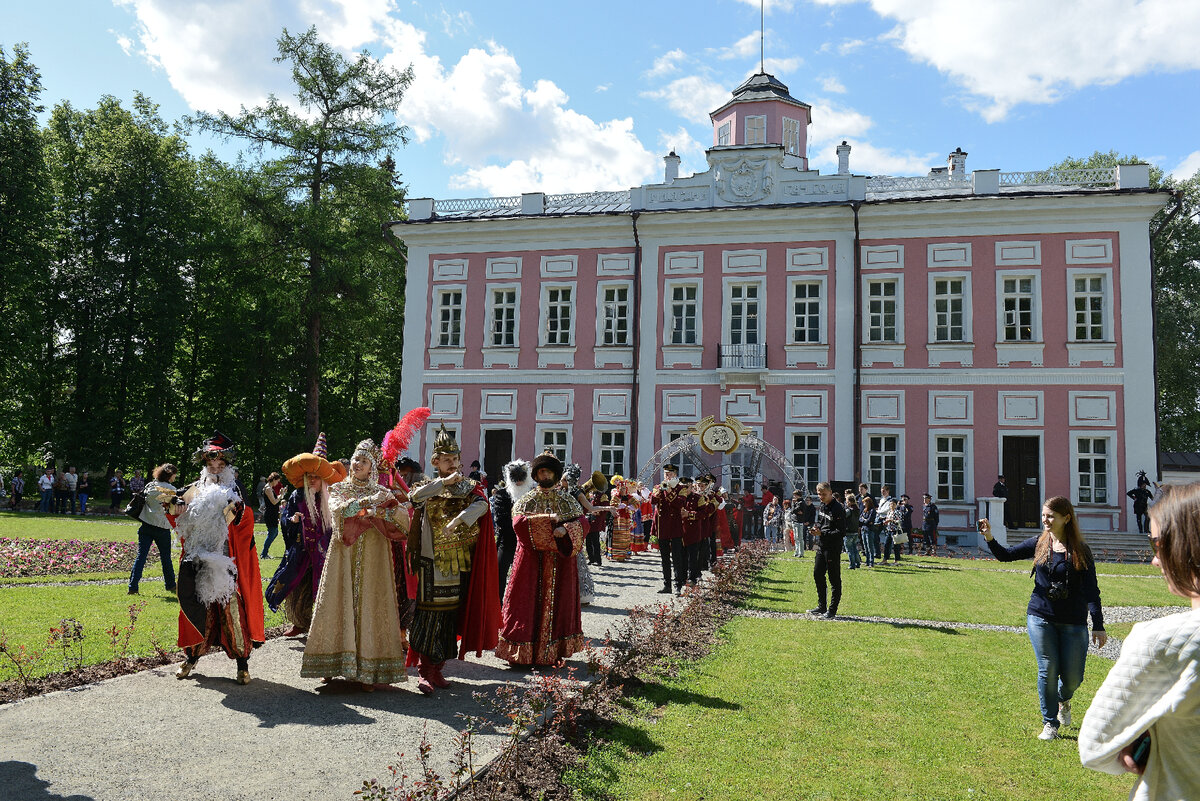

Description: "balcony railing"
719 343 767 369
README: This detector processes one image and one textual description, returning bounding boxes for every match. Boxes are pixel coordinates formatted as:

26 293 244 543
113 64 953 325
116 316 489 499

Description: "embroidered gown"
300 477 411 684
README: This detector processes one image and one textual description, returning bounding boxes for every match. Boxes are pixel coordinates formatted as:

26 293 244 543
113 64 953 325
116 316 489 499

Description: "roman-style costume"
496 454 587 666
265 432 347 633
169 432 265 685
406 425 500 691
300 439 411 686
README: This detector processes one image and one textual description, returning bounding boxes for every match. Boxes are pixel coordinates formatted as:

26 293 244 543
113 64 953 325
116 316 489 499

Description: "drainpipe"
1149 190 1185 480
630 211 642 474
850 201 863 483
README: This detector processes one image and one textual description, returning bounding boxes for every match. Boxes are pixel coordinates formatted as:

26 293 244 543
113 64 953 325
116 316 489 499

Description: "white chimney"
664 150 680 183
949 147 968 180
836 141 851 175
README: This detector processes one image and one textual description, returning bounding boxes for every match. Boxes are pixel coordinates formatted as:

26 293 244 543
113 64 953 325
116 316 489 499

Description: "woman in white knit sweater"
1078 482 1200 800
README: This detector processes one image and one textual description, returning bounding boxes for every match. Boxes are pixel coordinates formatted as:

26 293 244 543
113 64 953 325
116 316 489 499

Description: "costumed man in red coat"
651 464 687 596
406 424 499 694
166 432 265 685
496 453 587 666
681 477 706 588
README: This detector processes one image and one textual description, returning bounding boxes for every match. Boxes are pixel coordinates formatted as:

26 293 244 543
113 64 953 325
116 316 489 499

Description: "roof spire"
760 0 765 73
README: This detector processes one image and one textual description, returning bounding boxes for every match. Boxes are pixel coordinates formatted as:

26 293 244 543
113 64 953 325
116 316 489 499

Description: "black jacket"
812 498 846 550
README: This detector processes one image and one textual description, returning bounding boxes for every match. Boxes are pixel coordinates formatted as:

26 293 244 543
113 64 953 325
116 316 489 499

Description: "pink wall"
710 100 810 160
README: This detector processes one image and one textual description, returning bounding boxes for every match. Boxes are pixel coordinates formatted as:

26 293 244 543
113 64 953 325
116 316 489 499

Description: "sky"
4 0 1200 201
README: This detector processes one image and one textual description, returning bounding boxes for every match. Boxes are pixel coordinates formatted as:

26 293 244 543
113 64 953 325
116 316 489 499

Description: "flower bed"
0 538 138 578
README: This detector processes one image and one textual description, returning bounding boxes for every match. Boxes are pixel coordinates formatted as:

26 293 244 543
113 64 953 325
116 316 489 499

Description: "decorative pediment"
716 156 774 203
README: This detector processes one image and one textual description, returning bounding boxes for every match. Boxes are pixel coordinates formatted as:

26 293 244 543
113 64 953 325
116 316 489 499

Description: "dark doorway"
1002 436 1041 529
483 429 513 488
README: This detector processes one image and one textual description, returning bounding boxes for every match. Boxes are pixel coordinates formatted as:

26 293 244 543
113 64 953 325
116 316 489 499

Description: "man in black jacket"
807 482 846 619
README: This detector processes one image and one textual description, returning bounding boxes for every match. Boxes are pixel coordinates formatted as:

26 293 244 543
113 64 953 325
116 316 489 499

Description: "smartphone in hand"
1131 732 1151 770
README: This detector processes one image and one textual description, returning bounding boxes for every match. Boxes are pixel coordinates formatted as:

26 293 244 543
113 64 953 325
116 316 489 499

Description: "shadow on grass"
638 681 741 711
835 615 964 635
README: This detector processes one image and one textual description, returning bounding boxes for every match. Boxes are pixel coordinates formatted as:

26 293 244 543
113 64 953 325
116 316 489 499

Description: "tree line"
0 30 413 489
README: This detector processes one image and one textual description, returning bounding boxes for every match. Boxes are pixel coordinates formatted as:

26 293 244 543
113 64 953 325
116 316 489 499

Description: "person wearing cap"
166 432 265 685
651 464 687 594
496 453 587 666
265 433 348 636
922 492 940 556
578 470 611 567
680 477 706 587
406 424 500 694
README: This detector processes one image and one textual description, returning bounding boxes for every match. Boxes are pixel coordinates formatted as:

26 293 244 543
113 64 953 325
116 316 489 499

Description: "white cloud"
646 48 688 78
435 6 472 37
641 75 731 125
807 97 938 176
595 83 611 92
110 30 134 56
657 126 708 180
715 31 762 61
813 0 1200 122
820 75 847 93
1170 150 1200 181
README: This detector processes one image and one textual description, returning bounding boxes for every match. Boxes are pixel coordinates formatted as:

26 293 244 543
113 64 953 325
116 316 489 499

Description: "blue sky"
4 0 1199 201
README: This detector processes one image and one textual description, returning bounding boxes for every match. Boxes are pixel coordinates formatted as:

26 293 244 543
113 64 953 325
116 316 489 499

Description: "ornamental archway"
636 423 804 497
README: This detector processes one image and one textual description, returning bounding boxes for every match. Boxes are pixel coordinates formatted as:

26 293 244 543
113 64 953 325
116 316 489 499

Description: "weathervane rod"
760 0 765 72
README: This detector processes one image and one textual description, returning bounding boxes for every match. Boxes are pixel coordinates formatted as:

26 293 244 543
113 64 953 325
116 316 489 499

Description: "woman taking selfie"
1079 483 1200 800
979 496 1106 740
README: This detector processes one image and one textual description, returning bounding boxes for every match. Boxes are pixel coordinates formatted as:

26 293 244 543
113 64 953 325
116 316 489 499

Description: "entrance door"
1002 436 1041 529
483 429 513 488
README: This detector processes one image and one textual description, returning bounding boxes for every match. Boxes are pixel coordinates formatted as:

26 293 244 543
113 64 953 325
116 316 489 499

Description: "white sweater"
1078 608 1200 801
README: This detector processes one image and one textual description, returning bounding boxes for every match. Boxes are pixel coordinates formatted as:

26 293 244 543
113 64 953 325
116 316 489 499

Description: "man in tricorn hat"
496 453 587 666
166 431 265 684
406 424 499 694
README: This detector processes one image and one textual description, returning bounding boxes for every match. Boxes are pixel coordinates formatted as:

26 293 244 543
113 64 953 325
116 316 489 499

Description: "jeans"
77 493 88 514
261 521 279 557
129 523 176 592
861 528 877 566
765 523 779 545
843 533 861 568
39 489 53 512
1026 614 1089 727
881 531 903 562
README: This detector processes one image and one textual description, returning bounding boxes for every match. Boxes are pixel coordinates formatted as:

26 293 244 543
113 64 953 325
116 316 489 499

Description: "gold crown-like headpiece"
431 423 460 457
354 438 383 466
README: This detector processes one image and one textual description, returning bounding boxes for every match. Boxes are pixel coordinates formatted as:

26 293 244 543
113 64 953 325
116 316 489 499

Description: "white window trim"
433 284 467 348
785 276 830 368
783 117 801 156
485 256 522 280
995 270 1045 367
535 424 572 464
722 276 766 348
786 427 827 493
1070 431 1115 508
928 429 974 503
483 283 521 348
1064 268 1117 366
479 391 518 421
595 279 634 348
717 121 731 146
594 426 632 478
744 114 766 145
664 250 704 275
662 428 700 480
927 271 974 367
539 254 579 278
662 278 704 365
861 428 905 497
862 273 905 345
538 280 578 351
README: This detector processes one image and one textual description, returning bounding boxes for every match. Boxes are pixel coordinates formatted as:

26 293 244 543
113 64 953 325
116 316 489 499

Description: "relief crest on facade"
716 157 773 203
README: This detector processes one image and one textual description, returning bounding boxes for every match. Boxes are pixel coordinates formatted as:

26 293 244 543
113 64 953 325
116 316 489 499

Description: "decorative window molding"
861 244 903 270
539 281 576 351
1071 433 1113 506
594 427 631 477
536 425 571 463
664 250 704 275
997 391 1044 426
485 257 521 279
596 280 633 348
594 389 632 422
786 391 828 424
721 390 765 423
862 430 904 494
995 241 1041 267
862 391 905 425
783 117 802 156
722 249 767 274
662 389 702 422
929 430 973 502
744 115 766 145
1065 268 1117 366
927 272 973 366
428 389 463 419
927 242 972 269
662 279 703 364
480 390 518 420
928 391 973 426
540 254 578 278
717 121 731 146
786 247 829 272
484 283 520 347
1068 391 1117 427
597 253 634 276
432 258 468 281
787 428 825 495
535 389 574 421
996 270 1043 366
1066 238 1113 265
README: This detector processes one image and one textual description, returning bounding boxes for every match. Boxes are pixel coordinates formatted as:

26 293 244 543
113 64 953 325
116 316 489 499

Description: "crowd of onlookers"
2 466 150 516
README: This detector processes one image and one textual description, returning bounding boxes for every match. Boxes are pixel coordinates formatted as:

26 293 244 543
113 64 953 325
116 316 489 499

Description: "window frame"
596 279 633 348
485 284 521 348
787 428 825 496
863 276 904 344
723 278 765 347
434 286 466 348
1065 268 1114 343
594 427 631 478
782 116 801 156
1072 433 1113 506
787 277 827 345
862 430 904 496
995 271 1043 343
928 272 972 344
929 430 973 503
535 426 571 464
663 279 702 347
539 281 577 348
717 121 731 146
744 115 766 145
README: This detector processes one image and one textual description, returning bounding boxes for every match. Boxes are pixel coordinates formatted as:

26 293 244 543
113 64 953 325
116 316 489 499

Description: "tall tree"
191 26 413 438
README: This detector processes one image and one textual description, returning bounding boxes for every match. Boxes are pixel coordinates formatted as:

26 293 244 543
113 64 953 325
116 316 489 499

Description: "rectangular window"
791 282 821 343
601 285 630 346
867 434 898 491
490 288 516 347
791 433 821 495
1002 277 1035 341
667 431 697 479
670 284 698 345
599 430 626 477
935 435 967 501
437 290 463 347
1077 438 1109 504
544 286 573 346
783 117 801 156
745 115 766 145
1073 276 1106 341
866 280 898 343
542 429 568 463
934 278 965 342
729 283 760 346
717 121 731 146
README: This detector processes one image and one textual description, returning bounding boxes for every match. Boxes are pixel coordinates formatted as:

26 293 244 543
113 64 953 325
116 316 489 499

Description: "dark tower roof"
709 72 811 118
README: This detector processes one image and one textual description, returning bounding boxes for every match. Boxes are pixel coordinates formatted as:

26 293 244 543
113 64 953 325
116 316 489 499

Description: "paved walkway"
0 555 672 801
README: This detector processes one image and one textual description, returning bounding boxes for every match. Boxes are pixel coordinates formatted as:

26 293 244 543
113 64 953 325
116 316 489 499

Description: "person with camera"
1078 482 1200 800
979 496 1106 740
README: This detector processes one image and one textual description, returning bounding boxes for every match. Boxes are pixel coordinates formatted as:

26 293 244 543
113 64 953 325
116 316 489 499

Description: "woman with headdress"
300 439 412 690
265 433 347 636
608 476 637 561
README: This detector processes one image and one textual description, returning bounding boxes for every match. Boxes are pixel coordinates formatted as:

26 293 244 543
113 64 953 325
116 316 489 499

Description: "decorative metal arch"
637 433 805 495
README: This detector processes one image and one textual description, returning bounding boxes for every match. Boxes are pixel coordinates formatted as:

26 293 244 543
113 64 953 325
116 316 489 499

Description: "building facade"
391 73 1167 537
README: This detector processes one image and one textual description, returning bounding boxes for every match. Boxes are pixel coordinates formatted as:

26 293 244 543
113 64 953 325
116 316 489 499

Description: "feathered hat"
382 407 431 467
282 432 349 488
193 431 236 465
431 422 460 458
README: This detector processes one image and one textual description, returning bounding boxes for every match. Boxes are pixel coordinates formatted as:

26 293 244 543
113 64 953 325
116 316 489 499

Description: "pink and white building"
390 72 1167 540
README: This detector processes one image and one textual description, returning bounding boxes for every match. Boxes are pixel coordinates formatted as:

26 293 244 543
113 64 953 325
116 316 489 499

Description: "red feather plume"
382 407 431 466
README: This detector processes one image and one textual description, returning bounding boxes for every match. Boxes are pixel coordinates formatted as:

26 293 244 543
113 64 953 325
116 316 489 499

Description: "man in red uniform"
681 477 706 587
168 432 265 685
651 464 686 595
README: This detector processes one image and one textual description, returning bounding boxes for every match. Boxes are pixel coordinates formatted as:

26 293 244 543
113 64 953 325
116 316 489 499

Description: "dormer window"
718 121 731 146
783 117 801 156
745 115 766 145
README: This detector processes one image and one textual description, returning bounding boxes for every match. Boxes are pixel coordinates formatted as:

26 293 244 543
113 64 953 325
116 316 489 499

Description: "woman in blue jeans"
980 495 1107 741
128 463 179 595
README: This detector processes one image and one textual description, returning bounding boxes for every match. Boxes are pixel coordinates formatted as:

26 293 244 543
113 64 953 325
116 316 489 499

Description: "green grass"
749 556 1179 627
569 618 1134 801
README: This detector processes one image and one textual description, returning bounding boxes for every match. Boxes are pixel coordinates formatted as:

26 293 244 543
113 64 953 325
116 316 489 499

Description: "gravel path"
0 553 674 801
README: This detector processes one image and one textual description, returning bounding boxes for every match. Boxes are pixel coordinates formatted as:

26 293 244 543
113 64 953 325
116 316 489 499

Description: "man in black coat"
492 460 532 597
807 482 846 620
